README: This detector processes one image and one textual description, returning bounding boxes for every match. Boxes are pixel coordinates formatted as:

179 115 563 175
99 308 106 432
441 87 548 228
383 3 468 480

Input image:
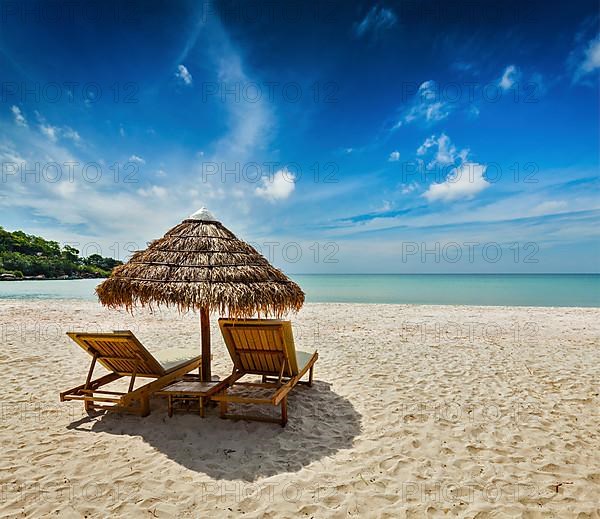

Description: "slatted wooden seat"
60 331 202 416
212 319 318 426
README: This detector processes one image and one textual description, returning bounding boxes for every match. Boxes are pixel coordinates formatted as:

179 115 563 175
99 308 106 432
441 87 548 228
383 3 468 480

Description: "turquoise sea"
0 274 598 307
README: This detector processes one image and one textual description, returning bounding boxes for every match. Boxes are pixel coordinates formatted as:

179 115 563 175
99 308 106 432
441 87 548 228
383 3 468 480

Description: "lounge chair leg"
167 396 173 417
84 400 95 415
140 395 150 417
308 365 314 387
281 397 288 427
220 399 228 419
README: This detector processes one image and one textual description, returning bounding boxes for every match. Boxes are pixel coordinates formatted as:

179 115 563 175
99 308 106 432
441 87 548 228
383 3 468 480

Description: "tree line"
0 226 122 279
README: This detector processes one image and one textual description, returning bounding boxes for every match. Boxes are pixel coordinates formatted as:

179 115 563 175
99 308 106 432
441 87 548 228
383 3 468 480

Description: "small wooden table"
157 380 223 417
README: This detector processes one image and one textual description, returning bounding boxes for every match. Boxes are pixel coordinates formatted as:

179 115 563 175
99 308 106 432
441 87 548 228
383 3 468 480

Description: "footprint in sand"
403 414 428 423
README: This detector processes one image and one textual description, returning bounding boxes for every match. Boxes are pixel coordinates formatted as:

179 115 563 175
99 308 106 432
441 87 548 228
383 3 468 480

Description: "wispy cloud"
205 29 274 163
573 33 600 83
39 123 58 142
388 150 400 162
0 125 203 255
530 200 569 216
129 154 145 164
10 105 27 127
499 64 520 90
32 111 81 144
354 5 397 39
417 133 468 168
63 127 81 143
401 182 418 195
175 64 193 85
137 185 168 198
393 81 451 128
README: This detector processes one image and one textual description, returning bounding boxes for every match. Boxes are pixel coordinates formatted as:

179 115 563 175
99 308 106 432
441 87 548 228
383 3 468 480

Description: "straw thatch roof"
96 209 304 317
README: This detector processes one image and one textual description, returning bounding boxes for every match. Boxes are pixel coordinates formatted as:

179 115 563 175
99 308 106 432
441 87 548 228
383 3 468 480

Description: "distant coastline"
0 273 109 281
0 226 121 281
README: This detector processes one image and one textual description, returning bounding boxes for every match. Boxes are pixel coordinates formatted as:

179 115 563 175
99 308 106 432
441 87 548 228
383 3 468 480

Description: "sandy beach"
0 300 599 518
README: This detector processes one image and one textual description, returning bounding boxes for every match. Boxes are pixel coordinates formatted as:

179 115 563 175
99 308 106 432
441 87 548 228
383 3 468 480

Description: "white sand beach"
0 300 599 518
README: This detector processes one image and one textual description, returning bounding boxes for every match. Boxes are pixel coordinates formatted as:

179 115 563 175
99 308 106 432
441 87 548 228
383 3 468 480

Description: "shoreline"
1 297 599 310
0 276 108 281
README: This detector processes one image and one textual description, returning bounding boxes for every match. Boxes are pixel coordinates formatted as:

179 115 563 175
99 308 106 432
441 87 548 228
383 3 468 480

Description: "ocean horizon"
1 273 598 308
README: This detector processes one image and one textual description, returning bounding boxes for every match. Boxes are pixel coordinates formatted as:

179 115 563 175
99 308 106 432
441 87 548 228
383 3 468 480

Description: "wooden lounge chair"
212 319 318 426
60 331 202 416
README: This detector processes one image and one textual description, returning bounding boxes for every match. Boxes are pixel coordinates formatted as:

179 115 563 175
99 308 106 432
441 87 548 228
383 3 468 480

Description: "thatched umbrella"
96 208 304 381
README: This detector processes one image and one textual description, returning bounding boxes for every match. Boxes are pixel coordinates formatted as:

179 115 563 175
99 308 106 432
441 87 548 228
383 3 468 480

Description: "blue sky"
0 0 598 273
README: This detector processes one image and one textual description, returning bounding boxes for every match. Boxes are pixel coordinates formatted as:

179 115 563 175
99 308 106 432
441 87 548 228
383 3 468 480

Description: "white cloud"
119 126 125 137
401 183 418 195
417 133 468 168
129 154 145 164
32 112 80 144
395 81 451 127
530 200 568 216
176 64 193 85
137 185 168 198
575 34 600 81
10 106 27 127
255 169 295 201
39 124 58 142
423 162 490 202
417 134 489 202
417 135 436 156
432 134 461 166
355 6 397 38
388 150 400 162
499 65 519 90
63 127 81 142
424 102 448 121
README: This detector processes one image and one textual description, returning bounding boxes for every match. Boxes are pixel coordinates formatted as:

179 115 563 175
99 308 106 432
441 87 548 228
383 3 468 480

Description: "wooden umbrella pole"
200 306 211 382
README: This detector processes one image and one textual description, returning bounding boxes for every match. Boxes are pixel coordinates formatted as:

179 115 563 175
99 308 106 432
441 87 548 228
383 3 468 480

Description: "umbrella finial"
189 207 218 221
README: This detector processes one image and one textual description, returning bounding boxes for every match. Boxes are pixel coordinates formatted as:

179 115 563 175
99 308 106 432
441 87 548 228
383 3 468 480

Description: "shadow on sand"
67 381 361 481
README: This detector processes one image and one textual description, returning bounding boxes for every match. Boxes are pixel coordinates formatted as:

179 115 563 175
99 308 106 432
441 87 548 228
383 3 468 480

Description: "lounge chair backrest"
218 319 299 376
66 331 165 376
